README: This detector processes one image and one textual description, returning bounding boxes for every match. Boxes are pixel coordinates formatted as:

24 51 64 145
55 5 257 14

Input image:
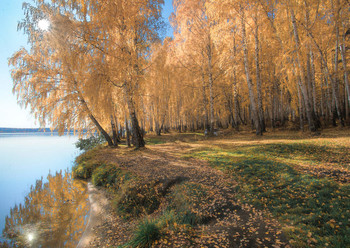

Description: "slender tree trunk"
254 13 266 132
306 52 314 108
345 92 349 120
233 81 240 129
320 76 325 118
333 23 344 124
270 86 275 129
241 6 261 135
87 111 114 146
201 70 210 131
301 2 344 126
232 35 240 130
110 115 118 147
149 105 154 132
310 50 318 115
291 9 317 131
323 60 333 122
125 114 131 147
280 86 284 124
340 37 350 119
297 83 304 131
207 42 215 134
75 87 114 146
292 60 304 130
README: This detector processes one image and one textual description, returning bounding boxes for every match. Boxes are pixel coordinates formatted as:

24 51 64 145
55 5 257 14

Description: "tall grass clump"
126 218 161 248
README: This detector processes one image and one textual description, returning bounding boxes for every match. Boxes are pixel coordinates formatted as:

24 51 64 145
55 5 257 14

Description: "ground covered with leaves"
74 128 350 248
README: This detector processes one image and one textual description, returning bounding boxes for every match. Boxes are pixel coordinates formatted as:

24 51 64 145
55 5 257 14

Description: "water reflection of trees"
1 171 89 248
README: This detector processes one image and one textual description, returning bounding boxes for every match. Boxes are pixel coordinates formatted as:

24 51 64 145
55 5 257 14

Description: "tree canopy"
10 0 350 147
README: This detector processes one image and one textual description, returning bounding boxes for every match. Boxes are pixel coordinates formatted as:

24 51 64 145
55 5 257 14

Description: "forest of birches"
9 0 350 148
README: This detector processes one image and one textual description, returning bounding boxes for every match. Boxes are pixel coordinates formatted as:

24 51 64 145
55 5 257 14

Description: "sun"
38 19 50 31
27 233 34 242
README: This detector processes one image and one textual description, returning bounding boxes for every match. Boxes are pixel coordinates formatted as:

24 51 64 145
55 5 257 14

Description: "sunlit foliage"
10 0 350 144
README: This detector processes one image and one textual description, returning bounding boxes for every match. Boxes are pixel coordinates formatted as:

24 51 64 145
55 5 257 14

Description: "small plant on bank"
75 134 106 151
126 218 161 248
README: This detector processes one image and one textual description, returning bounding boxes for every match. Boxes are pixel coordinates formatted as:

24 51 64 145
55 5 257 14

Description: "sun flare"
27 233 34 242
38 19 50 31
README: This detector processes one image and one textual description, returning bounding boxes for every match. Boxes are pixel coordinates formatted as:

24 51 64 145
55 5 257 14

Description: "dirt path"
77 182 137 248
79 142 291 248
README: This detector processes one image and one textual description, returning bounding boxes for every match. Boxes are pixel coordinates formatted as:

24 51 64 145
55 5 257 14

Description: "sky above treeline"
0 0 174 128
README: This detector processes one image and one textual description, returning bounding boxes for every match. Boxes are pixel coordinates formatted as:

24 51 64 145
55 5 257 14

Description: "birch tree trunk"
340 37 350 119
232 35 240 129
80 97 114 146
290 9 317 131
310 50 317 114
110 115 118 147
74 82 114 146
201 70 210 131
241 6 262 135
123 83 145 148
292 60 304 130
207 41 215 134
254 13 266 132
125 113 131 147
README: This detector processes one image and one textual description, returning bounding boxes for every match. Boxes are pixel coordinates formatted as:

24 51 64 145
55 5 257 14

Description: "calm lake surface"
0 133 89 247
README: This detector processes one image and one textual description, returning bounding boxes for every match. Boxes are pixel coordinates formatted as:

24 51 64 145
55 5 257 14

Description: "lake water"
0 133 89 247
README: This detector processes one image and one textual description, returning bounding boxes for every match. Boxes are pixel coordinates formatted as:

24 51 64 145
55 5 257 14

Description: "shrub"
72 150 101 179
75 134 106 151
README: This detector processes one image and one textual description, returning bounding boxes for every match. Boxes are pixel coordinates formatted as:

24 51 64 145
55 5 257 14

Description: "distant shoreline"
0 127 52 133
0 128 77 134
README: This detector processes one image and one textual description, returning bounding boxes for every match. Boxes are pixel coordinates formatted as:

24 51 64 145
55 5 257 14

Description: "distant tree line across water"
0 128 75 134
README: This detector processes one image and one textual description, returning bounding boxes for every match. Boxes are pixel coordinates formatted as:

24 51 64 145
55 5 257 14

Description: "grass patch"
113 180 161 219
91 164 133 188
144 132 206 145
124 218 162 248
144 137 167 145
252 142 350 169
117 181 214 248
72 149 103 179
188 146 350 247
168 182 213 225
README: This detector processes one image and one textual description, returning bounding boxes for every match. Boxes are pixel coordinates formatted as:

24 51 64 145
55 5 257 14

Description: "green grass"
144 132 206 145
116 182 212 247
123 218 162 248
252 142 350 169
187 144 350 247
144 137 167 145
72 148 134 191
91 164 133 188
72 149 103 179
168 182 212 225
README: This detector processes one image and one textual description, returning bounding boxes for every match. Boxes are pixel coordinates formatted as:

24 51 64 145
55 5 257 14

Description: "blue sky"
0 0 174 128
